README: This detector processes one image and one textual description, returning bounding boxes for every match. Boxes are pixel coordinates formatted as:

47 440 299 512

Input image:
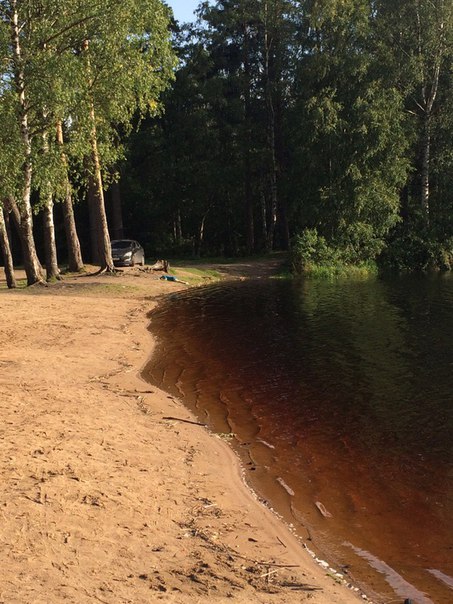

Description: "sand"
0 263 364 604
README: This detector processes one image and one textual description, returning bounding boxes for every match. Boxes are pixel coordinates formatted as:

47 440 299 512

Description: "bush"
291 229 338 272
291 228 378 278
379 232 453 272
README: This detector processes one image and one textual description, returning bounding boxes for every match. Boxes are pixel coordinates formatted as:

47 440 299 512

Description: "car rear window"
112 241 133 249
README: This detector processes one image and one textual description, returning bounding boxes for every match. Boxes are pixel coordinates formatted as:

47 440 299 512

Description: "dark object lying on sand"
160 274 188 285
150 259 169 272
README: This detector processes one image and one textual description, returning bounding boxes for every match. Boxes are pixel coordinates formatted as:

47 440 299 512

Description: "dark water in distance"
145 274 453 604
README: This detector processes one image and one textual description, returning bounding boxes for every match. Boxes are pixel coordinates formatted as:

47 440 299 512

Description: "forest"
0 0 452 287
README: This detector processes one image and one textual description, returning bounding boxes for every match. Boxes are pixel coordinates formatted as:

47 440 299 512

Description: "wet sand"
0 263 363 603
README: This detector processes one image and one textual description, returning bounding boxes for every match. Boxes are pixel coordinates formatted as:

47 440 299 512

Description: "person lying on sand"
159 274 189 285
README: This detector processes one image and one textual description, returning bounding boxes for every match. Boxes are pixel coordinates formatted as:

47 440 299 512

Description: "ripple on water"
145 274 453 603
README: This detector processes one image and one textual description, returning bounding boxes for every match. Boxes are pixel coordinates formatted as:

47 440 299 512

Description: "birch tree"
374 0 453 223
0 205 16 288
68 0 175 271
0 0 175 280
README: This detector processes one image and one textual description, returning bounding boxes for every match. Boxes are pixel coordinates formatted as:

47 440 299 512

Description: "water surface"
145 274 453 603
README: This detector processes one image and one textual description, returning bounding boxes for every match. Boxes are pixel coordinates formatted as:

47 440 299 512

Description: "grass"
0 278 28 291
177 267 223 280
299 261 379 279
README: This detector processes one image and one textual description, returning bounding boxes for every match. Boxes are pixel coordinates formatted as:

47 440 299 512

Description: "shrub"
291 228 378 278
379 232 453 272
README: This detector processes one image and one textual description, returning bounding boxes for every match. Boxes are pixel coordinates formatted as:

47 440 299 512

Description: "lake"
144 273 453 603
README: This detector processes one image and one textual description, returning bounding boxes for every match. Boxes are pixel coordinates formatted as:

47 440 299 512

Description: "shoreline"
0 264 364 603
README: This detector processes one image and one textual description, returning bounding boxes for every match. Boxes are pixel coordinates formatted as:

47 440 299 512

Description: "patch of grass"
301 261 378 280
169 256 239 267
179 267 223 279
0 279 28 291
84 283 143 295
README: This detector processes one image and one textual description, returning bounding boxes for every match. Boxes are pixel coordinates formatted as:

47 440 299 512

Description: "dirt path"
0 261 365 603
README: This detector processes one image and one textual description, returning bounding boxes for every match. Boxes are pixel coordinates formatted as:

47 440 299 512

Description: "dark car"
111 239 145 267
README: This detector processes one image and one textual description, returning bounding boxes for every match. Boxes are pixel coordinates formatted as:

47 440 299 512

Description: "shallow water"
144 274 453 603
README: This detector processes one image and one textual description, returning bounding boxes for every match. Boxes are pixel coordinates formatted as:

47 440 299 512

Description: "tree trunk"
194 213 207 258
4 209 14 258
63 192 85 272
83 39 114 272
41 125 61 282
243 20 254 254
89 143 113 271
10 1 43 285
415 2 443 224
274 67 289 250
0 208 17 289
5 196 44 281
56 121 84 272
18 184 43 285
264 1 278 253
174 209 182 244
420 111 431 222
87 175 101 265
42 196 61 281
279 200 290 250
4 196 21 231
111 180 124 240
260 181 268 249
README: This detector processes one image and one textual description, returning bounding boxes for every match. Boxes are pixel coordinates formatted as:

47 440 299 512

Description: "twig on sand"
280 582 323 591
260 568 279 579
315 501 332 518
162 416 207 427
226 549 300 569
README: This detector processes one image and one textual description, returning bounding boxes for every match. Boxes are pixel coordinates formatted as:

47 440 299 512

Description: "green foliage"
120 0 451 269
2 0 450 275
291 228 338 270
0 0 176 206
380 229 453 272
291 228 379 278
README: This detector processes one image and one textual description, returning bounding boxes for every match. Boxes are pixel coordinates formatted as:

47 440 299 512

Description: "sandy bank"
0 265 363 603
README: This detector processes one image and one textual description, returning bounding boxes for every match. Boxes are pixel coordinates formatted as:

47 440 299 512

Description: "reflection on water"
144 274 453 603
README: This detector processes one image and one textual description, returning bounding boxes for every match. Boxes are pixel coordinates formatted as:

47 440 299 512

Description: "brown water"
144 274 453 604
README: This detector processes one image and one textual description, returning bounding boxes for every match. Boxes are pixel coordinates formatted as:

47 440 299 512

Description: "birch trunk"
415 2 444 223
420 112 431 221
42 196 60 281
41 125 61 281
11 0 44 285
0 208 17 289
111 181 124 240
89 136 113 271
83 39 114 272
56 121 84 272
264 1 278 253
243 21 254 254
4 209 13 254
87 174 101 264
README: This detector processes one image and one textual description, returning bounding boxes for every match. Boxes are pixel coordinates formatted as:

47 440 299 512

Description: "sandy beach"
0 263 364 603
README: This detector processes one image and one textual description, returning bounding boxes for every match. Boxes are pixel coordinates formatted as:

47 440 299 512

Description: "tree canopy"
0 0 175 283
123 0 452 270
0 0 452 285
